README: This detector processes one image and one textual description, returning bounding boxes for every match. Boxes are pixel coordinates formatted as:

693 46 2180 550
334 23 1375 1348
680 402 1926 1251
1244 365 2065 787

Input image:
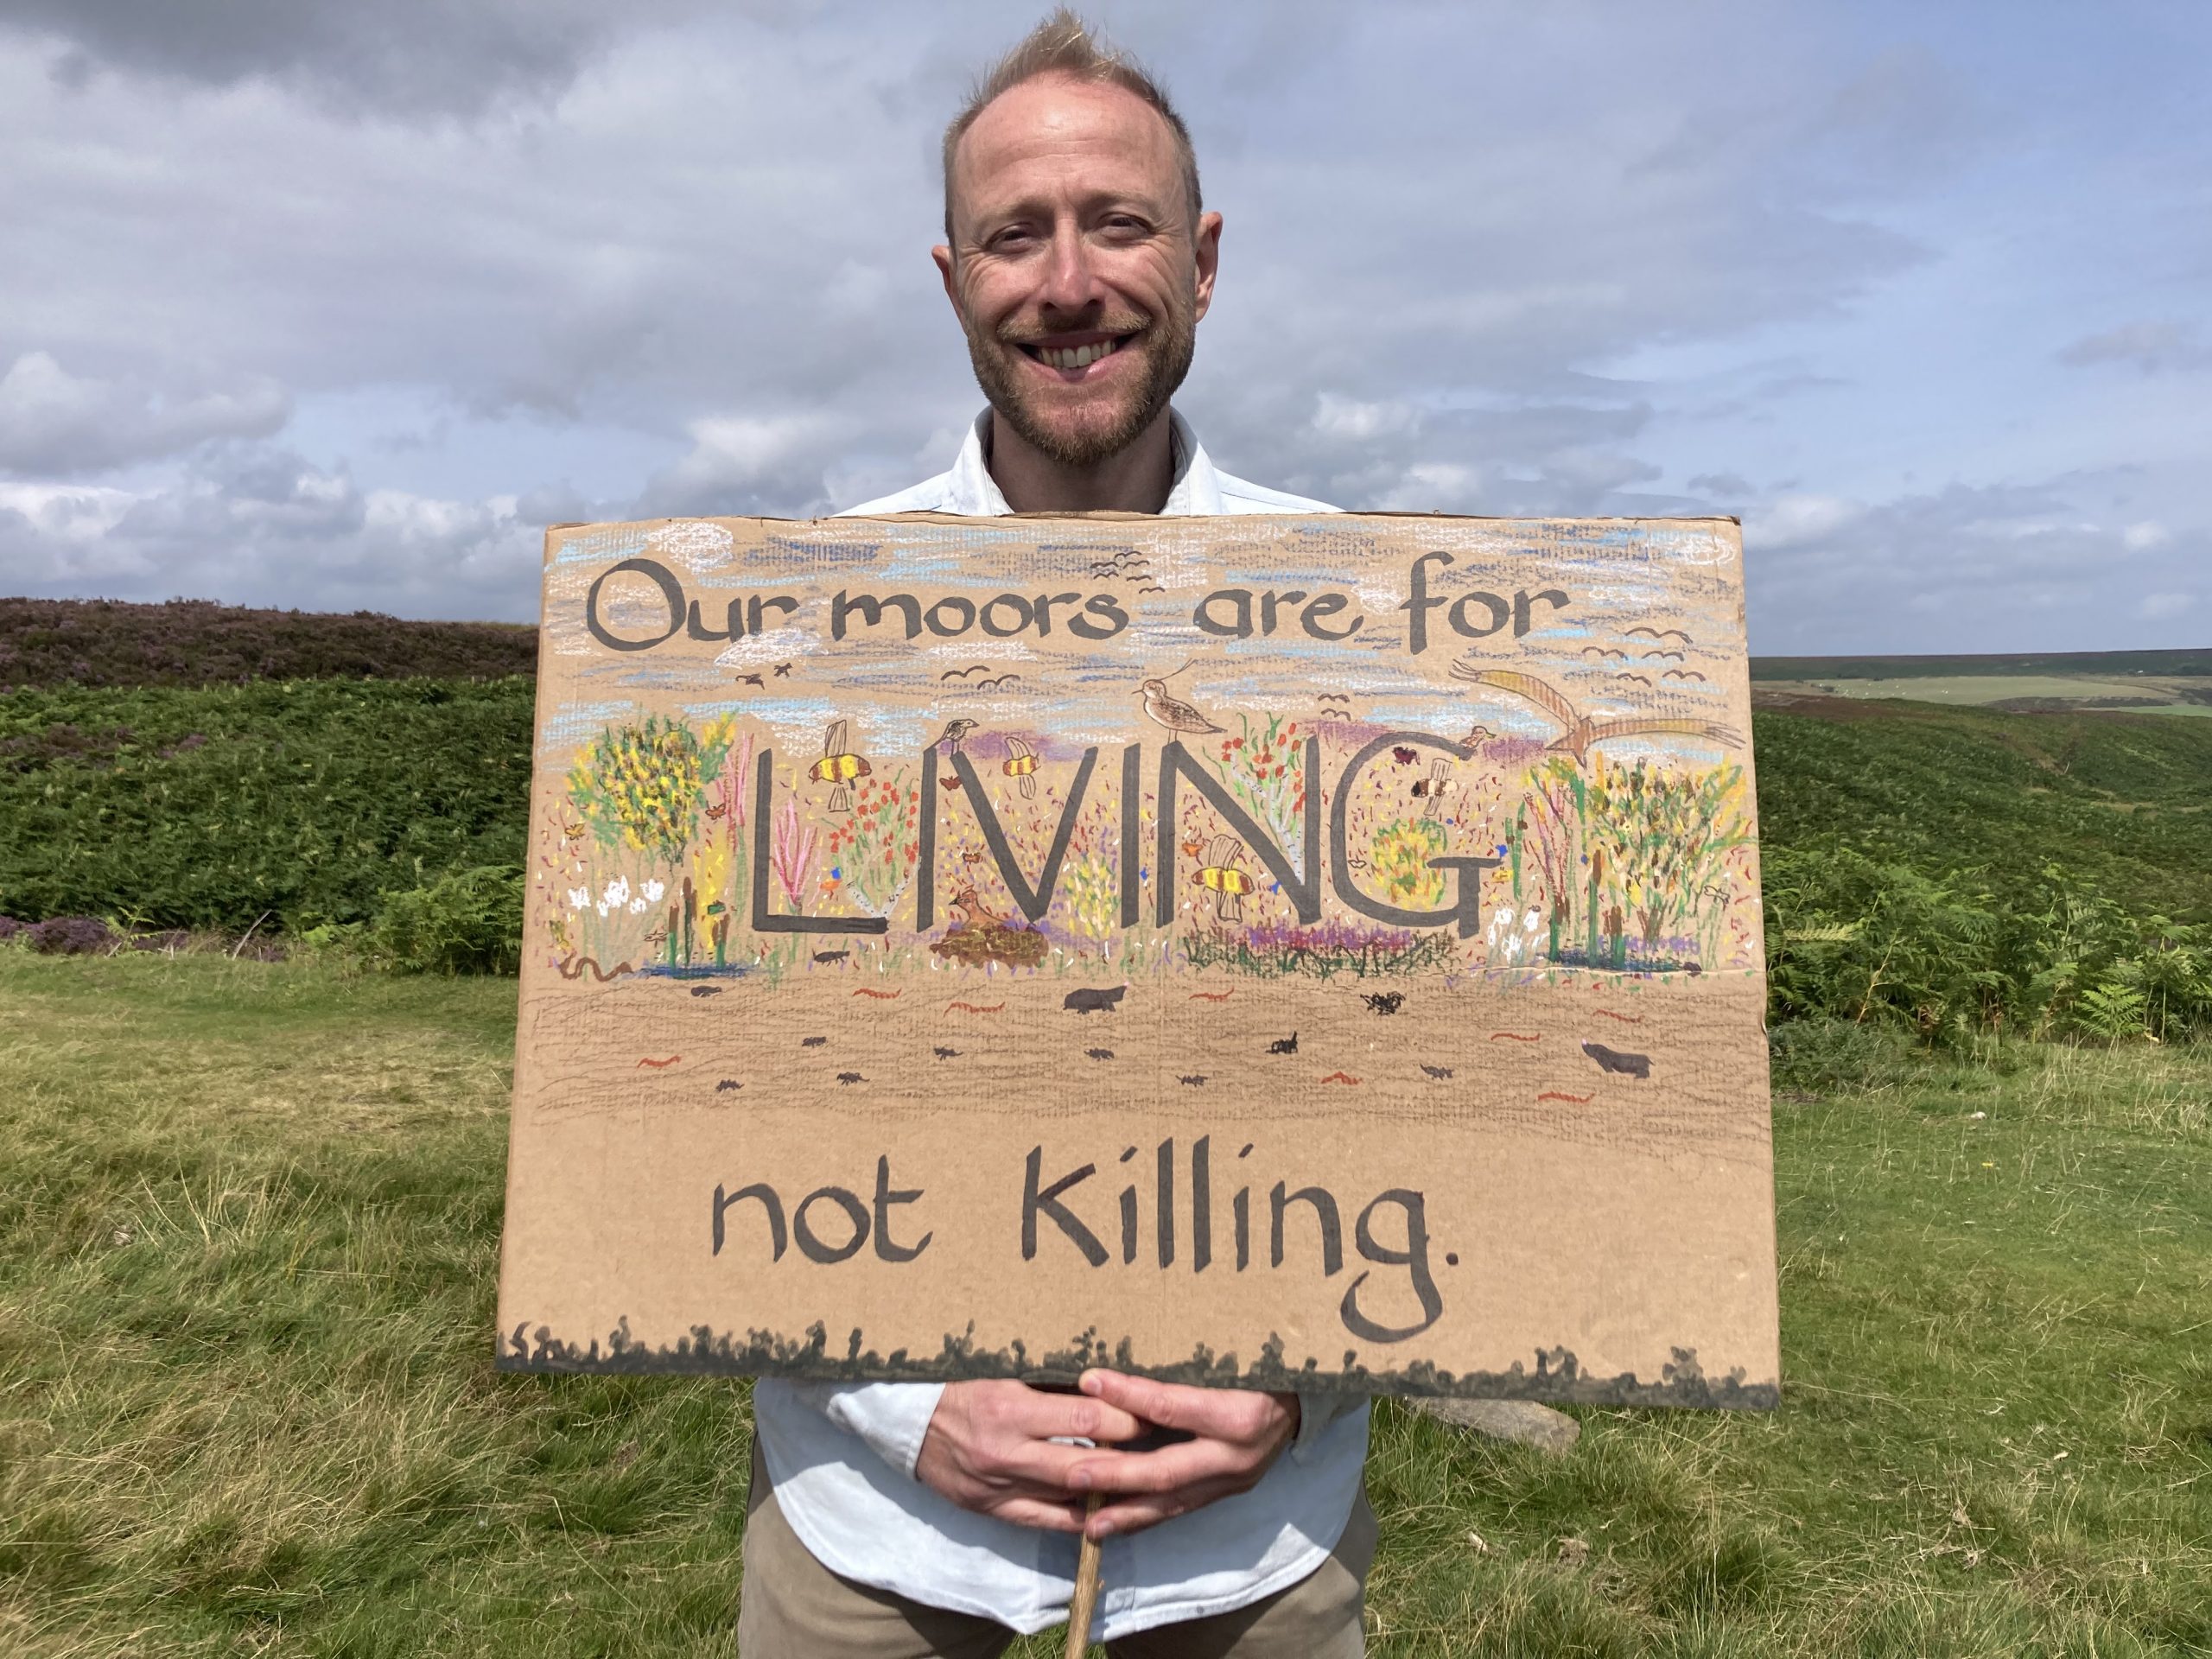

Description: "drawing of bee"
561 820 588 845
1002 735 1039 799
809 719 870 812
1196 836 1255 923
961 847 985 865
1410 759 1457 817
1390 745 1419 766
1179 836 1205 858
704 797 728 821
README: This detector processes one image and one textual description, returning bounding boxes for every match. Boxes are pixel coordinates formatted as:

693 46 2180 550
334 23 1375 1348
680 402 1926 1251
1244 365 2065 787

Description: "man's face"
936 74 1221 468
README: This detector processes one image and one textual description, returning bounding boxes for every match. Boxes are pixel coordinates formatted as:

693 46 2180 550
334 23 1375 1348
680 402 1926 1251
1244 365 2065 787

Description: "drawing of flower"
641 878 666 905
568 887 590 909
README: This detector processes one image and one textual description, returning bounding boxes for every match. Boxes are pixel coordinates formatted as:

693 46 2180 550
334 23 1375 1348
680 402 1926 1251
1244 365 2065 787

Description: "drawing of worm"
1489 1031 1541 1043
1592 1009 1646 1025
557 956 632 982
853 988 901 999
1320 1071 1362 1085
638 1056 681 1069
1538 1090 1595 1104
946 1000 1006 1014
1189 990 1235 1002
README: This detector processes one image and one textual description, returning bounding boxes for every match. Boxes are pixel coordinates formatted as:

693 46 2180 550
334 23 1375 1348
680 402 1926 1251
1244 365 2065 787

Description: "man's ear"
1192 211 1223 322
933 245 961 321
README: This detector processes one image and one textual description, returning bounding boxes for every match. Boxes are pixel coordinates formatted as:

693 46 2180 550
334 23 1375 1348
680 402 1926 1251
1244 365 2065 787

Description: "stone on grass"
1407 1395 1581 1454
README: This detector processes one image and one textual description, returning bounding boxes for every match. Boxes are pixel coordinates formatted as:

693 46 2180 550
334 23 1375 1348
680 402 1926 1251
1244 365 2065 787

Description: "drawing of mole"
1580 1040 1651 1079
1064 985 1128 1014
1268 1032 1299 1055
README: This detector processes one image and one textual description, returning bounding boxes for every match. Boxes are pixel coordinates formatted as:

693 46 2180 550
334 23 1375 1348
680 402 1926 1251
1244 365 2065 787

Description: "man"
738 13 1373 1656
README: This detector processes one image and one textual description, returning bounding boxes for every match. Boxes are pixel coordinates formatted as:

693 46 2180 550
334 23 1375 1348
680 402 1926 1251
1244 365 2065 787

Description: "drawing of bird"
1002 735 1039 798
1459 721 1494 748
930 718 978 753
1447 666 1740 762
1411 759 1457 817
735 672 766 689
950 886 1004 925
1196 836 1255 922
1137 677 1223 734
809 719 871 811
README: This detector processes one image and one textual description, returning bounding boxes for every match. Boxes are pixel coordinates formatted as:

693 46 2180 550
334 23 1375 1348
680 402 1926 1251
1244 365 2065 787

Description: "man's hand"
1064 1370 1300 1540
914 1380 1149 1532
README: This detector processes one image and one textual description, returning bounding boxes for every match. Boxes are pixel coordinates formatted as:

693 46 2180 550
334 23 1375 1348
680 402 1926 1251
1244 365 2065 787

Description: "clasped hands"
914 1371 1300 1541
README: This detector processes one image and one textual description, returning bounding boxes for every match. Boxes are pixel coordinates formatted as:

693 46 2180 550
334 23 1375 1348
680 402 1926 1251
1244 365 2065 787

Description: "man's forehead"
951 73 1181 219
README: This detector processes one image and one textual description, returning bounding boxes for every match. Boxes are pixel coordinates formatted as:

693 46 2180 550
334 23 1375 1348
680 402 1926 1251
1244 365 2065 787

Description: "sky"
0 0 2205 653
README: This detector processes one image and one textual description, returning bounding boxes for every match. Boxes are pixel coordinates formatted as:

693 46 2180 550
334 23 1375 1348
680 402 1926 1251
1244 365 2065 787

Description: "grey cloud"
1 0 728 118
1688 473 1754 498
0 444 539 619
2057 320 2209 375
0 352 289 476
1745 477 2209 652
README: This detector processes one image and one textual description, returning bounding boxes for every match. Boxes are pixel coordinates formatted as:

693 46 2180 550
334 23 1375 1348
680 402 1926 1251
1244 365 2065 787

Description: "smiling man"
735 12 1375 1659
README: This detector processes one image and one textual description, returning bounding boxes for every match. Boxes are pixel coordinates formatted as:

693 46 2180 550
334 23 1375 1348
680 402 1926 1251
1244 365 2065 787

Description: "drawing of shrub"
770 797 817 912
1583 755 1750 960
566 714 735 866
1210 715 1306 861
1370 817 1447 909
1064 851 1117 949
825 772 919 918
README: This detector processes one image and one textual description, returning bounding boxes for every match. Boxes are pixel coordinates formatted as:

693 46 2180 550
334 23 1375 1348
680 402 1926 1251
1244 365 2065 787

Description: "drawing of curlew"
1196 835 1255 922
1001 734 1039 798
1447 666 1739 762
929 718 978 753
810 718 871 812
1136 658 1223 734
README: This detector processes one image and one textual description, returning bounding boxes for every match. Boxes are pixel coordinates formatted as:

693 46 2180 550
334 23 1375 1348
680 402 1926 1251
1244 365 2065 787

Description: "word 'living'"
584 552 1568 654
711 1138 1445 1344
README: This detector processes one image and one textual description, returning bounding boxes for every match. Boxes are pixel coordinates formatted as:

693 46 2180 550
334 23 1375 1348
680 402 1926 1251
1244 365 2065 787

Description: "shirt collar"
943 407 1227 518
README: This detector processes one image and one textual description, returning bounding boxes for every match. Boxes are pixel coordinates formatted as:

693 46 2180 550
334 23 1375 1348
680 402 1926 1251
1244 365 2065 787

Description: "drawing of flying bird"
1134 585 1166 595
940 664 990 681
1447 666 1740 762
1664 669 1708 683
976 673 1022 691
1626 626 1693 645
1614 672 1654 687
1411 758 1457 816
930 718 978 753
809 719 871 811
1196 835 1255 922
1580 646 1626 662
735 672 766 688
1137 677 1223 734
1001 735 1039 798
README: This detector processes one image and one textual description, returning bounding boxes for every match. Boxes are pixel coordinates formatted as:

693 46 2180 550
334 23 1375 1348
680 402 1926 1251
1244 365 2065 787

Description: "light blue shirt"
751 408 1370 1643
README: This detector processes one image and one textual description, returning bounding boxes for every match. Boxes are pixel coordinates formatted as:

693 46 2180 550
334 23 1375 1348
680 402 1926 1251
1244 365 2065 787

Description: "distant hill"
1751 648 2212 680
0 597 537 690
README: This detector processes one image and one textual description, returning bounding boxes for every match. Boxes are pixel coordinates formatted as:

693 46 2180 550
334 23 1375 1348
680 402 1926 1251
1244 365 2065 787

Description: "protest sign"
496 513 1778 1405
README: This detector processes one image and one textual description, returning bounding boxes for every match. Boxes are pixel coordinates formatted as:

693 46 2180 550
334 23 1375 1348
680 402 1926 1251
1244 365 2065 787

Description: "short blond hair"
942 8 1202 241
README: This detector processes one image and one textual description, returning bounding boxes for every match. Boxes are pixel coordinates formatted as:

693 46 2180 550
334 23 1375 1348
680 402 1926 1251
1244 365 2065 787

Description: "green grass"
3 953 2207 1656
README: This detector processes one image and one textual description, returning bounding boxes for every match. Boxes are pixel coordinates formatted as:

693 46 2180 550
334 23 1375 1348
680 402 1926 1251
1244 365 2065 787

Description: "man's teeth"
1034 338 1122 370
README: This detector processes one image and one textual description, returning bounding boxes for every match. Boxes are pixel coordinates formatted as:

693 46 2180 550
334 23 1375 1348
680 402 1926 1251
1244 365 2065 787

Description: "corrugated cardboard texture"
496 514 1778 1405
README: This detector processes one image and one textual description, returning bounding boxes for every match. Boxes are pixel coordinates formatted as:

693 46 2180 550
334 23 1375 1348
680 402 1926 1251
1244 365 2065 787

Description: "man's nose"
1037 219 1103 313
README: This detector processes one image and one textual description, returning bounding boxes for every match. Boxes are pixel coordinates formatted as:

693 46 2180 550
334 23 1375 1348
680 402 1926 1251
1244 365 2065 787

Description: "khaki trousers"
737 1440 1374 1657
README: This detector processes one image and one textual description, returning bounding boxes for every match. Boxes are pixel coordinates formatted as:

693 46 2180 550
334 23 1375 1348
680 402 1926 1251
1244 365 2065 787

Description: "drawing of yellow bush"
1064 852 1117 948
1370 817 1446 908
567 714 735 866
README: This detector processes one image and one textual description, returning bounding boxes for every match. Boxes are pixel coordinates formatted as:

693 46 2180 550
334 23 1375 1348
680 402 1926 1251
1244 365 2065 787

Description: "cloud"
2057 321 2209 375
2 0 731 119
1688 473 1754 498
2139 592 2194 620
0 352 289 477
0 444 539 619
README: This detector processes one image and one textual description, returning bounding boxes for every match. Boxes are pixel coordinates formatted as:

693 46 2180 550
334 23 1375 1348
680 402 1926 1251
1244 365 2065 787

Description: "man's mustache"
995 313 1152 346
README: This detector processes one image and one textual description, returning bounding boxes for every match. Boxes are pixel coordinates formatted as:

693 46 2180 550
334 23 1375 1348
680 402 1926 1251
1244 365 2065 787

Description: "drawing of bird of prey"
1136 676 1223 734
1448 665 1739 761
928 719 978 753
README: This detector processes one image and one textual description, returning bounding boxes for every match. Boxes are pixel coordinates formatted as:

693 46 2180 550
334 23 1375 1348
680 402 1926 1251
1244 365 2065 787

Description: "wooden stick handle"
1064 1494 1104 1658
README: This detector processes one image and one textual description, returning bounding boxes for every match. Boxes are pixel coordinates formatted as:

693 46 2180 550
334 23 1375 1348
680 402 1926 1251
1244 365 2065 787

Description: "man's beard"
960 293 1197 470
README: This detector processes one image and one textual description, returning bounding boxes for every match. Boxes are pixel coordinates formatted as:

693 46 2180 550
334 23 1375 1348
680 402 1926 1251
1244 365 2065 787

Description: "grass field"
3 951 2207 1656
1757 677 2212 716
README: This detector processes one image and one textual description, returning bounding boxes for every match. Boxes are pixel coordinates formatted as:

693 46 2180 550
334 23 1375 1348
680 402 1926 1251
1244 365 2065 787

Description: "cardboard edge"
491 1319 1778 1410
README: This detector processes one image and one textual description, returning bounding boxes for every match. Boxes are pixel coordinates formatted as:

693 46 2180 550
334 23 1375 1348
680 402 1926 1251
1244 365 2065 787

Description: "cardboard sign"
497 513 1778 1406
